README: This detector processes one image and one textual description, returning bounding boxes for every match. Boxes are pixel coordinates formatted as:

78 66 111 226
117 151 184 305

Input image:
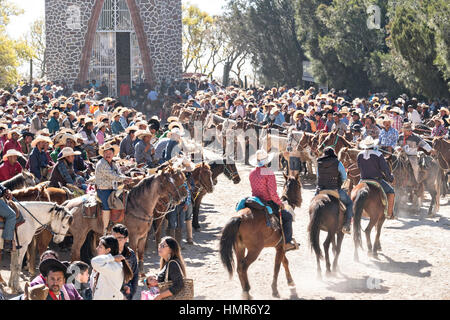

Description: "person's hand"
123 285 131 295
114 255 125 263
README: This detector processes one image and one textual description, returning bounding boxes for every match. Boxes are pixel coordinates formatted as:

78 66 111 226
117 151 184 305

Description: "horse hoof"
288 281 295 288
242 292 252 300
272 291 280 298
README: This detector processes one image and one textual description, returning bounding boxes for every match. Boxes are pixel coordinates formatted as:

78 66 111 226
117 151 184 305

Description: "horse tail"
308 199 325 259
219 216 241 277
353 184 369 249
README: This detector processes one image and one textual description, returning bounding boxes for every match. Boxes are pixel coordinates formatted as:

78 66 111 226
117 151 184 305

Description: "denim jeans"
267 200 293 244
167 204 187 230
289 156 301 171
338 189 353 223
0 199 16 240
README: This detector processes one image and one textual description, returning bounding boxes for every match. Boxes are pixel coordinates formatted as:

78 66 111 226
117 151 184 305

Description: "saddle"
0 201 25 229
108 190 128 224
236 197 279 229
359 179 388 217
318 190 346 227
81 195 101 220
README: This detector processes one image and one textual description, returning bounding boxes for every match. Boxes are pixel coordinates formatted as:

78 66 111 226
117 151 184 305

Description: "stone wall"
45 0 182 91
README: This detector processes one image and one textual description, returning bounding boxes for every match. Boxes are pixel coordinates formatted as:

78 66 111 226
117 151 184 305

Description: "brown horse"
318 130 354 155
338 147 361 193
65 166 187 273
432 137 450 196
1 171 37 191
308 192 345 279
219 175 302 299
351 183 387 260
192 158 241 231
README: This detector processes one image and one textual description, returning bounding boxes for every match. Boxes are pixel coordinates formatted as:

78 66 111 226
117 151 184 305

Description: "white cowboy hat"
2 149 23 161
168 121 184 133
56 133 80 147
167 116 179 123
48 109 60 117
99 142 120 157
390 107 403 115
125 125 139 133
57 147 81 160
249 149 275 167
31 135 53 147
7 129 21 139
151 115 161 122
167 128 185 140
431 116 444 125
359 136 379 150
173 156 195 172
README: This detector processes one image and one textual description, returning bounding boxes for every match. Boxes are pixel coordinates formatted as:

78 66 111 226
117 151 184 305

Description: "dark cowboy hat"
351 124 362 132
21 131 35 139
39 258 69 278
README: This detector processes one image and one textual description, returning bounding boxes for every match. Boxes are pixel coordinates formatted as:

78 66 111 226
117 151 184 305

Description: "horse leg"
373 217 385 258
316 249 323 280
238 245 262 300
271 247 283 298
427 189 436 217
71 228 90 262
137 237 147 277
26 237 37 276
282 252 294 287
324 233 332 276
154 219 164 251
365 218 376 257
9 248 26 294
192 198 201 231
332 232 344 274
331 237 337 256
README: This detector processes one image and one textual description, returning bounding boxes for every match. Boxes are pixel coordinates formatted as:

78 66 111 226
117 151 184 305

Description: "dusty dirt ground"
1 149 449 300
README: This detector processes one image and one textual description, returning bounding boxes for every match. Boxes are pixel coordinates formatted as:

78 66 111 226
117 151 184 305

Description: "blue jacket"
28 147 48 180
47 117 60 134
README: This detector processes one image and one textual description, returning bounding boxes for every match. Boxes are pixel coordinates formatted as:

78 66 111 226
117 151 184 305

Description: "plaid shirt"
392 114 403 132
249 167 282 206
431 125 447 137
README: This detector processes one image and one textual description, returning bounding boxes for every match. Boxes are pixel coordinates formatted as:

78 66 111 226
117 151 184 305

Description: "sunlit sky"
6 0 225 40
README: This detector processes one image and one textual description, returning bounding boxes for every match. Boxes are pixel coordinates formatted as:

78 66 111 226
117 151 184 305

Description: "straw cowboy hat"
402 122 413 131
249 149 275 167
37 128 50 137
2 149 23 161
135 130 152 139
125 125 139 133
439 107 449 115
57 147 81 161
7 129 21 139
432 116 444 125
168 121 184 133
31 135 53 148
48 109 60 117
340 106 350 114
56 133 80 147
97 122 108 130
167 116 179 123
99 142 120 157
359 136 379 150
293 110 306 121
151 115 161 122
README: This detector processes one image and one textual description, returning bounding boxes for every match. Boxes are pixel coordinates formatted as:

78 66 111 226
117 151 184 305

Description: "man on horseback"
249 150 299 251
397 123 436 185
316 147 353 234
357 136 395 219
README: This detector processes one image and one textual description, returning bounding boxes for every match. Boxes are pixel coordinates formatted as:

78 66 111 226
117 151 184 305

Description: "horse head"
223 158 241 184
194 162 214 193
282 174 302 209
159 169 187 206
50 205 75 243
22 170 38 187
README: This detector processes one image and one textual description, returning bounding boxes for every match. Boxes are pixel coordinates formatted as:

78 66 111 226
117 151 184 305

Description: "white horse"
0 202 75 294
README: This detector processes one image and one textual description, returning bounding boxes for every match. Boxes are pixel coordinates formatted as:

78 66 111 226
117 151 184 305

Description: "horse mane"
1 173 25 190
12 184 46 197
127 174 158 210
50 203 72 221
195 162 211 170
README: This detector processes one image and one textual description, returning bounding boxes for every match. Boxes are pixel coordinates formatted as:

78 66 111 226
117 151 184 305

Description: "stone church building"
45 0 182 96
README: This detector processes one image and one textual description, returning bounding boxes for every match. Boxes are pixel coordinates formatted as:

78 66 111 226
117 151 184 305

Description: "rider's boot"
387 193 395 220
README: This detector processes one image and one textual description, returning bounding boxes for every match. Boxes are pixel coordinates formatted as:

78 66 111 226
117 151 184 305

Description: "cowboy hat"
125 125 139 133
57 147 81 160
390 106 403 115
135 130 152 139
431 116 444 125
97 122 108 130
37 128 50 137
293 110 306 121
167 116 179 123
56 133 80 147
249 149 275 167
270 107 281 115
173 156 195 172
39 258 68 278
31 135 53 147
99 142 120 157
48 109 60 117
339 107 350 114
439 107 449 115
359 136 379 150
2 149 23 161
7 129 21 139
167 128 185 140
168 121 184 133
401 122 413 131
151 115 161 122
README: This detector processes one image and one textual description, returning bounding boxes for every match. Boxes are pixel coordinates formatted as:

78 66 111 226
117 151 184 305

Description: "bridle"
223 164 239 182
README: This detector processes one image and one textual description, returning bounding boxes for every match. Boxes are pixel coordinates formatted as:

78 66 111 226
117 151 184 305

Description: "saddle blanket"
235 197 273 214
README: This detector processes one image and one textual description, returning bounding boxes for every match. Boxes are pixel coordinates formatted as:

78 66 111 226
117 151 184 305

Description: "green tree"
0 0 34 87
27 17 47 78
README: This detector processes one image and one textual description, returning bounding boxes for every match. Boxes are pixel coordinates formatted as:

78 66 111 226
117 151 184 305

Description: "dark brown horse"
308 192 345 279
351 182 387 260
192 158 241 231
338 147 361 193
318 130 354 155
219 175 302 299
1 171 37 191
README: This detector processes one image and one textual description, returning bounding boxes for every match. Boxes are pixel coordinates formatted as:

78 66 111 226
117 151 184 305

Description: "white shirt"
408 109 422 124
90 254 125 300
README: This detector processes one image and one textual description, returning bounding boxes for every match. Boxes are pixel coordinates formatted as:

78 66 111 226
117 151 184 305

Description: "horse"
318 130 354 155
282 130 317 178
338 147 361 193
11 185 75 276
432 137 450 196
0 202 75 294
192 158 241 231
351 182 387 260
1 171 37 191
219 174 302 299
308 191 345 279
152 162 215 246
65 166 187 274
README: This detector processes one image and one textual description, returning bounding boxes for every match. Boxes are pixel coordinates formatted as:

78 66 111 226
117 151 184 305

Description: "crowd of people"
0 77 448 300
